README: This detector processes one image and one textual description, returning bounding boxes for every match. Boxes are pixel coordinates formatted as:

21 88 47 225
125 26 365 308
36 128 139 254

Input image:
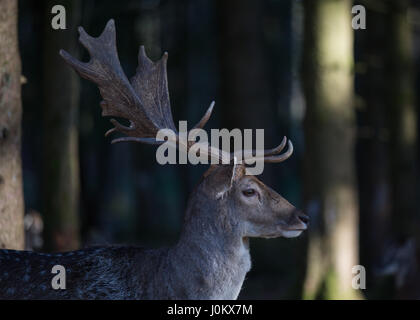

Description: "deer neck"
170 193 251 299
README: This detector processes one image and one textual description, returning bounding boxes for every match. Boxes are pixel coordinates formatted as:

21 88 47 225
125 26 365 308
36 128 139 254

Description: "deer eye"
242 188 256 197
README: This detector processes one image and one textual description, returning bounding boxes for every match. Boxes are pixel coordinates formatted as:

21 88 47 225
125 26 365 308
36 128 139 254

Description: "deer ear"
230 161 245 186
215 163 245 200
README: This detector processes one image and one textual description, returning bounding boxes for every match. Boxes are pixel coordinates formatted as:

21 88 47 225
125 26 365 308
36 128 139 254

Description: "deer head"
60 19 308 241
182 164 308 241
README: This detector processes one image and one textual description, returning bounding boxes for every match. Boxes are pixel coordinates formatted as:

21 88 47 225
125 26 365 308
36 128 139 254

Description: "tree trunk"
385 0 418 242
384 0 419 299
355 3 392 297
301 0 360 299
216 0 276 186
0 0 24 250
42 0 81 251
217 0 272 129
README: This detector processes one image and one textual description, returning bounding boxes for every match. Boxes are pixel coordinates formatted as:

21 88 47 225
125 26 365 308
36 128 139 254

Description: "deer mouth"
282 230 304 238
282 224 307 236
276 220 308 238
281 211 309 236
283 224 308 232
259 223 307 239
262 228 305 239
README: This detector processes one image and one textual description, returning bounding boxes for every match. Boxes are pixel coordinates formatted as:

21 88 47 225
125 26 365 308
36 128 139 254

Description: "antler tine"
61 19 175 143
232 136 287 161
111 137 164 145
192 101 215 130
262 140 294 163
61 19 226 164
238 138 293 164
264 136 288 156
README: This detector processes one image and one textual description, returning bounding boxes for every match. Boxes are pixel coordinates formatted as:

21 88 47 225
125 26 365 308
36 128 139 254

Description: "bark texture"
0 0 24 250
42 0 81 251
385 0 419 299
216 0 276 184
385 0 417 241
302 0 360 299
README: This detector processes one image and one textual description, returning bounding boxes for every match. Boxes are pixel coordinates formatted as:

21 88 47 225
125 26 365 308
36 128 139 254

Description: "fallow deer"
0 20 308 300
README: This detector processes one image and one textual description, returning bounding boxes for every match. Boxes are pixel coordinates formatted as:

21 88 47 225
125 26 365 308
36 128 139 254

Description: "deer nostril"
298 214 309 225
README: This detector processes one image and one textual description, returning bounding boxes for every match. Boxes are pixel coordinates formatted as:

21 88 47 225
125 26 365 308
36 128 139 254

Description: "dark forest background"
0 0 420 299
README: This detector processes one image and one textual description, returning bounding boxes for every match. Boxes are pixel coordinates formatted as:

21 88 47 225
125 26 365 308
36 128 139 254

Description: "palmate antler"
60 19 293 165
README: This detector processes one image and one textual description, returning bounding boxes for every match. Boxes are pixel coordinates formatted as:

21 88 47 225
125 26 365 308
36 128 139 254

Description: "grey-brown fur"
0 165 308 299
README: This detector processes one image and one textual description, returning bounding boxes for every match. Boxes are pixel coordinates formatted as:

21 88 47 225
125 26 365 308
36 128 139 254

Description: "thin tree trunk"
217 0 271 125
216 0 276 185
217 0 273 128
356 3 392 296
385 0 418 241
302 0 360 299
385 0 419 299
42 0 81 251
0 0 24 250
